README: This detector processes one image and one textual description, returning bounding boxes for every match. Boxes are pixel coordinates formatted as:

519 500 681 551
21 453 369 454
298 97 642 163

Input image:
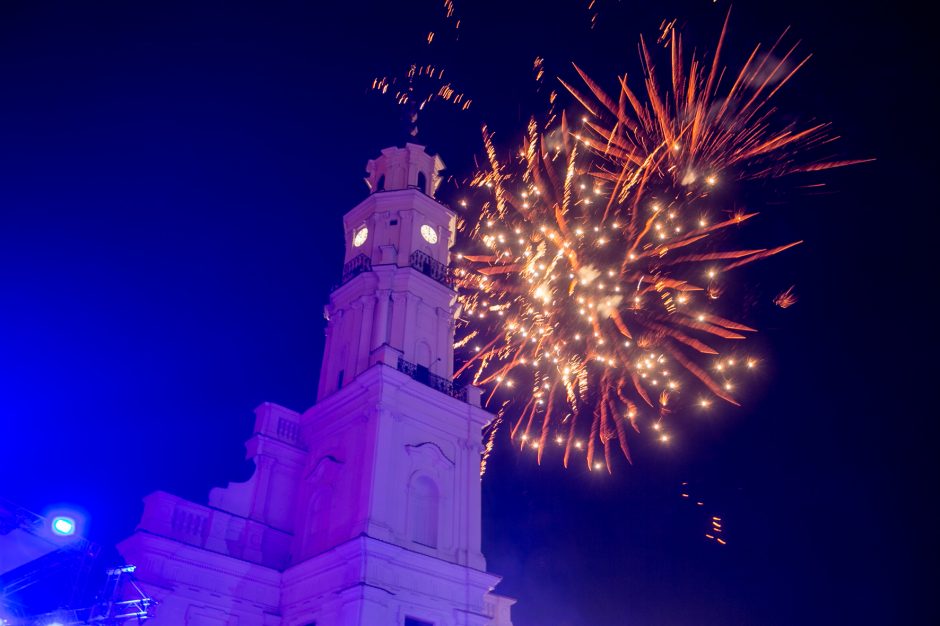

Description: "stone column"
389 292 407 352
349 299 364 381
436 306 452 377
371 289 391 350
358 295 375 375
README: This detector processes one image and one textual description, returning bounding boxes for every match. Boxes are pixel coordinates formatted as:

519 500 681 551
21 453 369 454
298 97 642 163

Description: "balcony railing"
340 254 372 285
397 356 467 401
409 250 454 288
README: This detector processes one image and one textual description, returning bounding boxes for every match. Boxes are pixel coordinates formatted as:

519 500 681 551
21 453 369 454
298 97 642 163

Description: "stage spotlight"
51 516 76 536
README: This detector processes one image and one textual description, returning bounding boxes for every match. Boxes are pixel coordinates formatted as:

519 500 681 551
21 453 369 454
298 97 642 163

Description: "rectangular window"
337 369 344 389
404 619 433 626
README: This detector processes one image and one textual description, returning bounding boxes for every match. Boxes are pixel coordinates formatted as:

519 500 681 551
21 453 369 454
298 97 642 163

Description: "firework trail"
371 1 470 137
372 63 472 136
681 482 728 545
774 286 798 308
454 13 867 472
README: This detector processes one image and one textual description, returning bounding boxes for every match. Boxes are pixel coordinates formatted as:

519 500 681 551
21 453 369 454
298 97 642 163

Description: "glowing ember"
774 286 799 309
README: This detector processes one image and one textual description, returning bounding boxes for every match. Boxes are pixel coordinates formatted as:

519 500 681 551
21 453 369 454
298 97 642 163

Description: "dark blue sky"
1 1 931 624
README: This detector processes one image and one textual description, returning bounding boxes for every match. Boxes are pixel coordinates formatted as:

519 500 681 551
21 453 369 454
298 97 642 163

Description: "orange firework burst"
454 15 864 472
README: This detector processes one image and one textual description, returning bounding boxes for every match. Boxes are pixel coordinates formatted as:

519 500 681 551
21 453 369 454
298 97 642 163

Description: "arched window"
414 341 432 367
416 171 428 194
408 475 439 548
304 486 333 557
414 341 432 384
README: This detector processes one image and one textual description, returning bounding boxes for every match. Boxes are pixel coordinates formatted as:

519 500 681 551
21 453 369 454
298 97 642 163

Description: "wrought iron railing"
341 254 372 285
397 356 467 401
409 250 454 288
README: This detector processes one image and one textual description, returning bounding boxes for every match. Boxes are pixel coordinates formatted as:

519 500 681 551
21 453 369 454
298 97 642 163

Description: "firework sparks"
681 482 729 545
370 1 469 136
774 285 798 308
457 15 863 471
372 63 472 136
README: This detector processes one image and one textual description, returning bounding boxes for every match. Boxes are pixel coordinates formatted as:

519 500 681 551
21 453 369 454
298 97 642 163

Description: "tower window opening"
409 475 439 548
415 364 430 385
416 172 428 194
376 174 386 191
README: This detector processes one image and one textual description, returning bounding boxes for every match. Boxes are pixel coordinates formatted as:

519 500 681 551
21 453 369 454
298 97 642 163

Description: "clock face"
420 224 438 244
352 226 369 247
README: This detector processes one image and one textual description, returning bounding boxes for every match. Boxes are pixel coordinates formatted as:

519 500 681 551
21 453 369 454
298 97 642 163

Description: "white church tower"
118 144 515 626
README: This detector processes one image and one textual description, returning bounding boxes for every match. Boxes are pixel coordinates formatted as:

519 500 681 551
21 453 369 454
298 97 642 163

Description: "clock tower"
118 144 515 626
317 143 457 403
284 143 511 624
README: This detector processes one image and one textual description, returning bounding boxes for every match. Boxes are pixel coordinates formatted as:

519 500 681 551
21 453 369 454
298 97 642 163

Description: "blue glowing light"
51 516 76 536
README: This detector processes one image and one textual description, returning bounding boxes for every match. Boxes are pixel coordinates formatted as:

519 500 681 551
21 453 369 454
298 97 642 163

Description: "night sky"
0 1 933 624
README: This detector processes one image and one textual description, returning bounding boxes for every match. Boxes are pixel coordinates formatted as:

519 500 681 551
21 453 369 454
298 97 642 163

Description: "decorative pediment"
305 454 344 483
404 441 455 469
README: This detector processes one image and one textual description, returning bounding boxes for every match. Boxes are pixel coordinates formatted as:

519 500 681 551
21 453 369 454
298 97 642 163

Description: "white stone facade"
119 144 515 626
